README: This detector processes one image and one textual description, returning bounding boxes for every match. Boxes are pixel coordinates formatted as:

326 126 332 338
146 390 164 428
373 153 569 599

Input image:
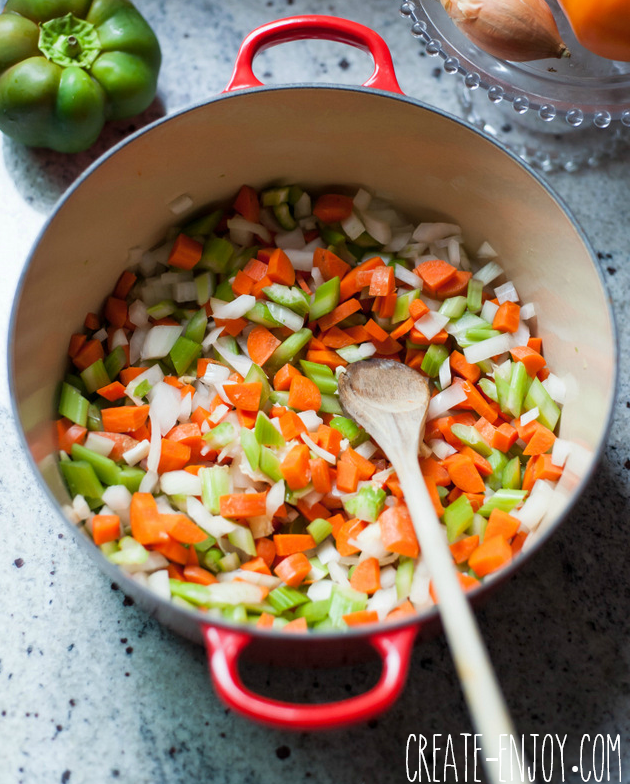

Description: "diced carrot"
491 422 519 452
84 312 100 331
241 556 272 575
233 184 260 223
446 454 486 493
56 418 88 453
343 610 379 627
113 270 137 300
485 509 520 541
450 350 481 383
364 318 388 343
242 257 268 282
255 537 276 568
316 424 342 457
278 410 307 441
68 333 87 359
104 296 128 328
91 514 121 546
256 612 275 629
313 247 351 281
267 248 295 286
534 453 563 483
101 404 150 434
419 456 450 486
378 504 420 558
369 265 395 296
247 326 281 367
344 324 372 343
214 316 248 337
219 492 268 519
280 444 311 490
317 298 361 332
458 446 493 477
511 531 528 556
414 259 457 297
339 447 375 480
273 362 302 391
273 533 316 556
510 346 546 377
310 458 332 494
168 233 203 270
435 269 472 299
130 492 168 545
389 318 415 341
492 301 521 333
97 381 127 402
408 326 449 345
183 565 218 585
313 193 354 224
527 336 543 353
514 416 539 443
165 514 208 544
349 557 381 595
377 291 397 319
468 535 512 577
521 454 540 493
223 382 262 412
339 256 384 301
320 326 358 349
409 299 430 321
288 375 321 412
386 600 416 622
461 381 500 424
149 535 190 566
232 269 255 296
156 439 191 474
73 338 105 371
282 617 309 633
334 518 367 556
522 422 556 456
429 572 480 603
304 349 347 370
119 366 145 385
295 499 330 522
274 552 311 587
425 477 445 518
355 268 375 289
449 535 480 564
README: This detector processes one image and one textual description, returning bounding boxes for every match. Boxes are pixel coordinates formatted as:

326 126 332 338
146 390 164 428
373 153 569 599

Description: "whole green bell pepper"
0 0 161 152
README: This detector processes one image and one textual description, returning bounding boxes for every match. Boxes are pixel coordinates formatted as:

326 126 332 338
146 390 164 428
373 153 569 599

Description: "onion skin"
558 0 630 61
441 0 570 61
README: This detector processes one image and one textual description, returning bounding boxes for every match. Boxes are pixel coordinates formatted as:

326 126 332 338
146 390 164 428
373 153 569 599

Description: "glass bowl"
399 0 630 172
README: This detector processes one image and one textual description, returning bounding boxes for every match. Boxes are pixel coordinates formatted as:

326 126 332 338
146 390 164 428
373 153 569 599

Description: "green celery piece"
478 489 527 517
60 459 104 499
59 382 89 427
170 336 202 376
465 327 502 342
439 296 467 320
240 426 261 471
170 493 189 513
134 378 152 398
343 486 386 523
313 617 335 631
329 416 369 447
202 548 223 572
329 585 368 627
268 586 310 613
421 344 449 378
203 422 235 451
214 278 235 302
502 456 522 490
228 526 257 558
261 186 290 206
244 363 271 407
524 377 561 431
86 402 104 432
108 537 148 566
470 513 488 542
195 271 215 306
487 449 509 491
259 446 283 482
227 246 259 276
320 225 345 245
478 378 498 403
450 424 493 456
294 598 332 624
103 346 127 381
245 301 281 328
118 466 145 493
183 208 222 237
199 236 234 274
319 394 343 415
269 390 290 408
506 360 530 419
306 517 333 544
352 231 379 249
99 541 118 558
299 360 338 395
65 373 88 395
80 359 110 395
71 444 121 486
184 308 208 344
169 579 214 606
494 362 512 413
146 299 176 320
263 283 311 317
437 485 449 499
218 552 241 572
224 604 249 624
266 328 312 374
443 494 474 543
336 345 365 364
288 185 304 205
194 534 217 554
254 411 286 448
309 277 340 321
466 278 484 313
273 202 297 231
396 557 415 600
200 465 231 515
392 289 420 325
307 556 328 581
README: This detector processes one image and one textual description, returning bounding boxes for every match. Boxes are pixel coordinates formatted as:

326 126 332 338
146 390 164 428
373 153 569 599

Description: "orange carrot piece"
130 492 168 545
491 422 519 452
334 518 367 556
240 556 272 576
349 557 381 595
320 326 358 349
446 454 486 493
461 381 500 424
390 317 415 341
166 514 208 545
317 298 361 332
458 446 493 477
247 326 281 367
310 457 332 494
97 381 127 402
274 552 312 587
57 418 88 453
84 312 100 331
527 336 543 353
435 269 472 299
409 299 430 321
149 535 190 565
364 318 388 343
522 422 556 455
91 514 121 546
336 460 359 493
510 346 546 377
273 362 302 391
450 350 481 383
214 316 249 337
255 537 276 568
369 265 395 296
340 446 376 480
377 291 397 318
168 233 203 270
273 533 316 556
316 424 343 457
414 259 457 296
511 530 528 556
468 535 512 577
232 269 255 296
339 256 384 301
233 184 260 223
280 444 311 490
378 504 420 558
419 456 450 486
304 349 347 370
288 375 321 412
282 617 309 633
386 600 416 622
344 324 372 343
485 509 520 541
101 404 150 434
492 301 521 333
313 193 354 224
183 565 218 585
242 257 268 282
68 332 87 359
278 410 307 441
220 492 268 519
449 534 480 564
267 248 295 286
73 339 105 371
313 247 351 281
343 610 379 627
119 366 145 386
521 454 540 493
113 269 137 300
104 296 128 328
157 439 191 474
534 453 563 483
223 382 262 412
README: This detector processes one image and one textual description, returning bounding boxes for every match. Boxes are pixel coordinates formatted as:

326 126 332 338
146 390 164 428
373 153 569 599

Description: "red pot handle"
204 623 417 731
224 15 403 95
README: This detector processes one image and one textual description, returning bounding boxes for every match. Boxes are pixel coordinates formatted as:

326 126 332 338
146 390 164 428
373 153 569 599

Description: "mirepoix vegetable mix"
0 0 161 152
57 183 572 632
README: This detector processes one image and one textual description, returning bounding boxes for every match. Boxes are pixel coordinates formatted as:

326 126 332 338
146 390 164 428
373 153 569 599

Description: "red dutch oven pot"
9 16 616 731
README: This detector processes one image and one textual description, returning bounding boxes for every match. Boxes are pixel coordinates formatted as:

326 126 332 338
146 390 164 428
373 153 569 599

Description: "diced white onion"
129 326 148 364
141 325 183 360
429 439 457 460
427 379 467 419
301 432 336 464
353 188 372 211
178 392 192 423
412 222 460 243
128 299 149 328
125 363 164 402
328 560 350 587
167 193 193 215
367 586 399 621
173 281 198 303
542 373 567 405
495 281 519 304
84 432 115 457
354 440 377 460
201 326 225 352
551 438 573 467
266 302 304 332
227 215 271 243
307 579 334 601
139 469 158 494
317 540 341 565
480 299 499 325
380 566 397 589
510 322 530 349
385 230 413 253
148 382 182 435
414 312 450 342
160 470 202 496
266 480 285 517
357 342 378 359
210 295 256 321
473 261 504 285
512 479 555 531
285 248 314 271
463 333 512 364
520 406 539 426
293 191 312 219
477 241 497 259
201 362 231 387
72 494 91 520
438 357 452 390
520 302 536 320
394 264 422 289
209 403 230 424
123 439 150 466
338 211 364 241
354 524 388 559
361 211 392 246
297 410 323 432
147 410 162 474
311 266 325 289
275 226 306 249
186 497 237 537
447 237 461 267
101 485 133 513
213 337 253 378
110 329 128 350
147 570 171 601
409 560 431 605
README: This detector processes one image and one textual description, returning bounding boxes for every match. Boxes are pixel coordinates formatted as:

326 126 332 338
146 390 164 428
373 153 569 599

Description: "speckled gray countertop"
2 2 630 783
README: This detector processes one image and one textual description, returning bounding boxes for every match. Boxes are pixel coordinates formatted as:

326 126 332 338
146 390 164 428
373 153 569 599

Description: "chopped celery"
228 526 257 558
392 289 421 324
288 185 304 205
450 424 493 456
71 444 121 486
199 236 234 274
486 449 509 491
439 296 467 320
299 360 338 395
259 446 283 482
307 556 328 581
108 537 148 566
265 328 312 373
396 557 415 600
505 360 530 419
319 394 343 415
80 359 110 395
65 373 87 395
465 327 502 342
146 299 176 320
59 459 104 499
103 346 128 382
240 426 261 470
494 362 512 413
195 271 215 306
343 486 386 523
470 513 487 541
203 421 235 450
169 579 214 606
183 208 222 237
502 456 522 490
268 585 310 613
224 604 248 624
306 517 333 544
269 390 290 408
320 225 346 246
184 308 208 343
213 278 235 302
421 344 449 378
273 203 297 231
202 548 223 572
328 585 368 627
263 283 310 317
478 378 498 403
244 363 271 406
466 278 483 313
86 403 104 431
478 489 528 517
261 186 290 206
118 466 145 493
254 411 286 448
309 276 340 321
194 534 217 554
443 494 474 543
336 345 366 363
200 465 231 515
294 598 332 624
329 416 369 447
245 301 281 328
134 378 152 398
59 382 89 427
170 336 202 376
524 377 561 431
218 552 240 572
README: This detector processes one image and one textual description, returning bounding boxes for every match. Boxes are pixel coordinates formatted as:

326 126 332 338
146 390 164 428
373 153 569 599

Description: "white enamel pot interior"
9 16 616 731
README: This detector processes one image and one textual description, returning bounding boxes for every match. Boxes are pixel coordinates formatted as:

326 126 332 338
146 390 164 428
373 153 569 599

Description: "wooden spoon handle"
394 455 524 784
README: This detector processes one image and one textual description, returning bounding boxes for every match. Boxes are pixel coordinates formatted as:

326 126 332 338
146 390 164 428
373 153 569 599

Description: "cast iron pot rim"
8 82 619 642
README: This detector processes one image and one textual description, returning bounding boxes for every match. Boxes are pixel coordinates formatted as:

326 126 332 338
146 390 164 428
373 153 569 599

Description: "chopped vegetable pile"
57 183 572 632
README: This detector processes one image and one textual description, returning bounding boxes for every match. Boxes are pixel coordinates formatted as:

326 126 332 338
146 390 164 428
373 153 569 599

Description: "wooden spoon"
338 358 523 784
